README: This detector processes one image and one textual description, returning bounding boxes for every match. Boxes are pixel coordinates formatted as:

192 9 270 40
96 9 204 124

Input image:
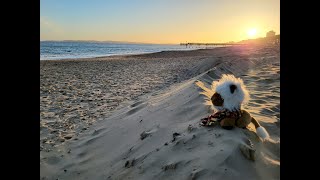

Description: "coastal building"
266 30 276 38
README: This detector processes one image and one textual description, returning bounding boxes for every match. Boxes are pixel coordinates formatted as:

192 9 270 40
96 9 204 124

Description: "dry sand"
40 44 280 180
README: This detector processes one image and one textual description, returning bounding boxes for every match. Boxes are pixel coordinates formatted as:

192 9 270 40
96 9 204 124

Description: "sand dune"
40 45 280 180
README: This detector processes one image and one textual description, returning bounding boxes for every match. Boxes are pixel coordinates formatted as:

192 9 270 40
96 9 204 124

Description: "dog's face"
211 84 237 108
196 74 249 111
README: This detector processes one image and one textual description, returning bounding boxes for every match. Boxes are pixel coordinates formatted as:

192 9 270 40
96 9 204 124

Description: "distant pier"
180 43 247 48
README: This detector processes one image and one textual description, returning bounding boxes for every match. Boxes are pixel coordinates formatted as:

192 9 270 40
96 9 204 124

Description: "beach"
40 44 280 180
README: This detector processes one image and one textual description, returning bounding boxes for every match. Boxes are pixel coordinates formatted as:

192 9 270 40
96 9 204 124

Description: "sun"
247 28 257 38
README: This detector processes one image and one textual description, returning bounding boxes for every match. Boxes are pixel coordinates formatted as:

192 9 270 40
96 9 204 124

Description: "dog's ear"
230 84 237 94
211 92 224 106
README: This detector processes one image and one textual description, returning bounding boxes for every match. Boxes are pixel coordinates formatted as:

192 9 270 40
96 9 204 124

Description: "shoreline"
40 43 277 62
40 46 230 62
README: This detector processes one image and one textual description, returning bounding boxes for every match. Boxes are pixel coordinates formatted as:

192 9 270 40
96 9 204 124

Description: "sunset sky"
40 0 280 44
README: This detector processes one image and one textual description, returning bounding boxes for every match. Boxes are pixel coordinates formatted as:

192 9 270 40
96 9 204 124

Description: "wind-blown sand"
40 45 280 180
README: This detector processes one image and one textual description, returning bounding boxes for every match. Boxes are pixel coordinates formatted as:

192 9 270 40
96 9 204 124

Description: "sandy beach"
40 45 280 180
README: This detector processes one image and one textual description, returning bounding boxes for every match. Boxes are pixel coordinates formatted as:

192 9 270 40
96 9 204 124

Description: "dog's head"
211 74 249 111
196 74 250 111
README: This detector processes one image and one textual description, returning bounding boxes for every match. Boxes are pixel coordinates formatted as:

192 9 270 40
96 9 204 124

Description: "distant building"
266 30 276 38
265 30 279 45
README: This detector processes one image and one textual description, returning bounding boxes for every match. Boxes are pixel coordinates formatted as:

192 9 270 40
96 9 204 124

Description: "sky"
40 0 280 44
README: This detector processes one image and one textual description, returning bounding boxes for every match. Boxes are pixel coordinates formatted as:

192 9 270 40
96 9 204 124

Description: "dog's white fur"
196 74 249 111
214 74 249 111
256 127 270 140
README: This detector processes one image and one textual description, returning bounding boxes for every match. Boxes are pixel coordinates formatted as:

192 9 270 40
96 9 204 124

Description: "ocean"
40 41 201 60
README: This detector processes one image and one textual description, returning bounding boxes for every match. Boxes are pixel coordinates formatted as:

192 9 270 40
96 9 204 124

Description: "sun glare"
247 28 257 38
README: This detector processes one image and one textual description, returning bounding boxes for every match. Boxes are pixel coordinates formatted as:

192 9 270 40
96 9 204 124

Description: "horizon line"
40 40 179 45
40 34 280 44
